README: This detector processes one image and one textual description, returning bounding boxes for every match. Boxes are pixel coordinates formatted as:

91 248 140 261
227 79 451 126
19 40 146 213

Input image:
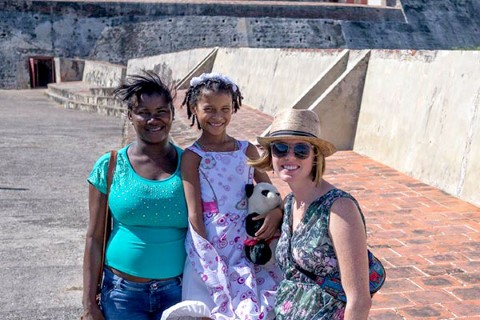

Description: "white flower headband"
189 72 238 92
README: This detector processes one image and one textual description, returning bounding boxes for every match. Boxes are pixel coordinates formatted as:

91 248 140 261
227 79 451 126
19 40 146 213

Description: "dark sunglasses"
270 142 312 160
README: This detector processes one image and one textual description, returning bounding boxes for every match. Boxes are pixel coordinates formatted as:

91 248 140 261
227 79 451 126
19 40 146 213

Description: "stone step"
89 87 117 97
47 82 92 101
46 86 124 117
96 96 124 110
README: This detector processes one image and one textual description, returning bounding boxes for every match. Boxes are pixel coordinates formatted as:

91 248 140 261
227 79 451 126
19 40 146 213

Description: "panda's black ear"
245 183 254 198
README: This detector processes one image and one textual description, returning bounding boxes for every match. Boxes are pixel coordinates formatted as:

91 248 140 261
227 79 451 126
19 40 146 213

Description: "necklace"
195 140 216 152
196 139 237 152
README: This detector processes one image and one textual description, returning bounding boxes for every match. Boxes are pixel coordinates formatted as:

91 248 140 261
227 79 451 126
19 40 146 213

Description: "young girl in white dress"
167 73 283 320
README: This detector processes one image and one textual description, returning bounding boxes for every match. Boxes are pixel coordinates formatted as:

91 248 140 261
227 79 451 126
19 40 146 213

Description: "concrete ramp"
291 49 350 110
260 50 370 150
354 50 480 207
176 48 218 89
306 50 370 150
211 48 343 115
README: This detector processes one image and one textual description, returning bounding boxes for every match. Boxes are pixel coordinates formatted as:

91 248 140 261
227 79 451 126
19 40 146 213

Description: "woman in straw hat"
250 109 372 319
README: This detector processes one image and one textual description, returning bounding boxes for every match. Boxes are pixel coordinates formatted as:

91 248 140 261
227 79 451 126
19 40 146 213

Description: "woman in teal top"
82 72 188 320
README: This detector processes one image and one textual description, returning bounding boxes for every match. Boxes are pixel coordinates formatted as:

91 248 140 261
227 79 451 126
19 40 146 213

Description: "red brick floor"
128 89 480 319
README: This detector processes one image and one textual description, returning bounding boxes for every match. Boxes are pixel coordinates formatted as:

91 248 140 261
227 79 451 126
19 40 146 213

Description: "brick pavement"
126 89 480 319
323 153 480 319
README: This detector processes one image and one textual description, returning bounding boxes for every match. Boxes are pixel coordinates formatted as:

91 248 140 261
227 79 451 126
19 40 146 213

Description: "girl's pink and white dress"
181 140 282 320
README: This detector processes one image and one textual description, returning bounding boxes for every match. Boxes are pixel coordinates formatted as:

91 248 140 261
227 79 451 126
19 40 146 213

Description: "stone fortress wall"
1 0 480 89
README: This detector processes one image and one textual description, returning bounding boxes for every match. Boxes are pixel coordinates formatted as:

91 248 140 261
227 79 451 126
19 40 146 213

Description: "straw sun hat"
257 109 337 157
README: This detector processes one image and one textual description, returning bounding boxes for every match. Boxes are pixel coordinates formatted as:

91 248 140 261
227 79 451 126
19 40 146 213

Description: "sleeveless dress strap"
239 140 248 153
187 143 205 157
319 189 365 228
238 140 255 185
286 189 366 229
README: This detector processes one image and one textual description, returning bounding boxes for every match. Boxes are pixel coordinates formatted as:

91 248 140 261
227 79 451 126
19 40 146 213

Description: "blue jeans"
100 267 182 320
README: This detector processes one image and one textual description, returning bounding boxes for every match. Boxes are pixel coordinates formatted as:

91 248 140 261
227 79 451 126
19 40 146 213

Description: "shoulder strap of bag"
322 189 366 231
289 189 382 302
290 256 347 302
96 150 117 296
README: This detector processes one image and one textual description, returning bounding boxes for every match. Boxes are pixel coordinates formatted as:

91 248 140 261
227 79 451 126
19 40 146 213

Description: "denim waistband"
103 267 182 290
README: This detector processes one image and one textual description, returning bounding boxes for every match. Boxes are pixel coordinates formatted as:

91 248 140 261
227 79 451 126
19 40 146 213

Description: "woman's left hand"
252 207 283 240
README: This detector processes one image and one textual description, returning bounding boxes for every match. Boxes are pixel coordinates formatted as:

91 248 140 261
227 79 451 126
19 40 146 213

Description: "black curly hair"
113 70 175 117
182 76 243 129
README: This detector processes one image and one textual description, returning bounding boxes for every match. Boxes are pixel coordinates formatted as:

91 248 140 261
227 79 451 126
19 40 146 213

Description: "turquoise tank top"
88 143 188 279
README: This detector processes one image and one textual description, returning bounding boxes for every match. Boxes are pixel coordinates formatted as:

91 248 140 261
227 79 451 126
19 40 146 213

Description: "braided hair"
113 70 175 117
182 73 243 129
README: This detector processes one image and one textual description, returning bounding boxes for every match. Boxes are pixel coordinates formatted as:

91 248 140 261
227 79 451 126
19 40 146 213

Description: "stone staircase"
47 81 124 117
46 59 127 117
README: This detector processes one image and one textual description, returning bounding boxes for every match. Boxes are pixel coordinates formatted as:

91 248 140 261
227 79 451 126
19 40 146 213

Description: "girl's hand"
252 207 283 240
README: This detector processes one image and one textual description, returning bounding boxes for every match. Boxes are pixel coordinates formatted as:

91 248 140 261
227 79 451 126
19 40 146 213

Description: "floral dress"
182 140 282 320
275 188 364 319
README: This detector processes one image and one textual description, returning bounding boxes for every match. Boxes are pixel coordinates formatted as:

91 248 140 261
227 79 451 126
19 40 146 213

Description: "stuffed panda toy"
244 182 282 265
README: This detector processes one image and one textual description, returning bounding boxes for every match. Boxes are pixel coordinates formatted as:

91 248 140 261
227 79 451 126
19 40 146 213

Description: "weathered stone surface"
1 0 480 88
54 58 85 83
